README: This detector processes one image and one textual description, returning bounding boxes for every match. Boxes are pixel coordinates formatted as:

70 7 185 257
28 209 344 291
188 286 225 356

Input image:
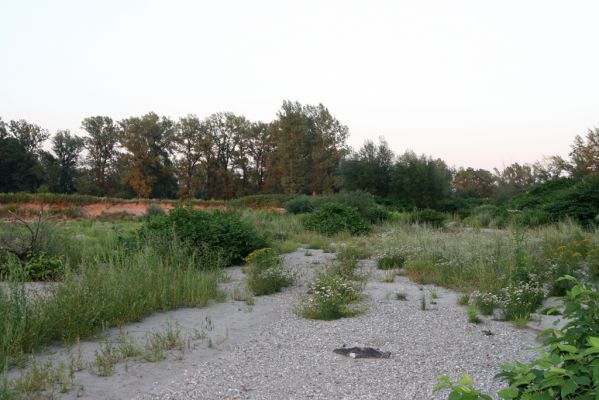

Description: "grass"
467 305 482 324
420 294 427 311
245 249 294 296
395 292 408 301
380 269 396 283
0 232 224 370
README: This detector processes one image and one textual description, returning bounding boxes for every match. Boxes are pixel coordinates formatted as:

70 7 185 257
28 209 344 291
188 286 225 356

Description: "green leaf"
561 380 578 398
557 344 577 353
497 388 518 399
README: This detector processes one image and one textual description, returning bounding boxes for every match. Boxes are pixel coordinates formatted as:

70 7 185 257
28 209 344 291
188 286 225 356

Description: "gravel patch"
137 250 538 400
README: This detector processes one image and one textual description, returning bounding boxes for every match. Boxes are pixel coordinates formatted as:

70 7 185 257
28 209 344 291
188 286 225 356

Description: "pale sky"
1 0 598 170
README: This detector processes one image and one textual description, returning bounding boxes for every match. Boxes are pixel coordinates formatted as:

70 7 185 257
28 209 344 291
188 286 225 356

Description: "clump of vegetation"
467 305 482 324
245 248 294 296
303 203 371 236
395 292 408 301
141 207 267 265
300 271 362 320
284 195 323 214
407 209 446 228
377 251 406 270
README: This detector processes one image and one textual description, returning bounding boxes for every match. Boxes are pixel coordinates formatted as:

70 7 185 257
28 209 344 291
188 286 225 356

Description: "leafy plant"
245 248 294 296
303 203 371 236
140 207 267 265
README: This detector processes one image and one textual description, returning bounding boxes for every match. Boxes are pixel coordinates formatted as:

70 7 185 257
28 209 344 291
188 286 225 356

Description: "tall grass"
0 242 223 369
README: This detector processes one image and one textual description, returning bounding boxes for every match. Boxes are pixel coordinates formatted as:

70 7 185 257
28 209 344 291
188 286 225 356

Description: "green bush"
284 195 322 214
409 209 446 228
303 203 371 236
22 253 64 281
245 248 294 296
329 191 389 223
140 207 267 265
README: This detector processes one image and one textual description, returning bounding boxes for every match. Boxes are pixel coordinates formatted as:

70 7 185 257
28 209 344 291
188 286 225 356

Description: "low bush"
245 248 294 295
303 203 371 236
408 209 446 228
140 207 267 265
299 271 362 320
284 195 322 214
329 191 389 223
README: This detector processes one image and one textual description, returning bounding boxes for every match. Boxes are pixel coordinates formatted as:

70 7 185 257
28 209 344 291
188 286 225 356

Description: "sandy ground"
7 249 545 400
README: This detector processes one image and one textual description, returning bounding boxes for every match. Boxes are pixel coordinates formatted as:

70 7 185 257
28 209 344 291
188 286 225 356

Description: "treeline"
0 101 347 199
1 101 598 213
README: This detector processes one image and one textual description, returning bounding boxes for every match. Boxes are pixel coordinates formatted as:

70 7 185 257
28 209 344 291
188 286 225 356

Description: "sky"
1 0 598 171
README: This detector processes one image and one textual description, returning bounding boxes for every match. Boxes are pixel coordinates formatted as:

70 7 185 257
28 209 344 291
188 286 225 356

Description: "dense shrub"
408 209 447 228
329 191 389 223
244 248 294 295
507 176 599 226
284 195 322 214
140 207 267 265
285 191 389 223
303 203 371 236
462 204 508 228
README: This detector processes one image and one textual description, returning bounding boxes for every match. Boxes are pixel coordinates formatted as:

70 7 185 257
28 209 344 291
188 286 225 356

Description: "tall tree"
340 138 394 197
81 116 119 195
47 130 84 193
567 128 599 177
173 115 208 198
390 151 453 208
0 135 42 192
119 112 177 198
0 117 7 140
453 168 496 198
271 101 348 195
8 119 49 154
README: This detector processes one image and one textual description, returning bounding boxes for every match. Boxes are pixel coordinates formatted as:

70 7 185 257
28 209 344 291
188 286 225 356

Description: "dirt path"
10 249 539 400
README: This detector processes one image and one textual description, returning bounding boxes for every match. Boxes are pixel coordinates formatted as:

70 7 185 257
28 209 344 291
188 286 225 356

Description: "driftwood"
333 346 391 359
0 209 46 260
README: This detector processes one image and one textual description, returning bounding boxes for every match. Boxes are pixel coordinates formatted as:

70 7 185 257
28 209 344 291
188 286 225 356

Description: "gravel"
138 249 538 400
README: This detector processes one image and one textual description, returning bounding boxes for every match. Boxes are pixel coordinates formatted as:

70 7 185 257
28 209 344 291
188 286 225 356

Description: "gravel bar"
139 249 538 400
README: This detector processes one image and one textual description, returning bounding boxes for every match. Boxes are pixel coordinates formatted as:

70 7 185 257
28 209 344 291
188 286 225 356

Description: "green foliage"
284 195 322 214
285 191 389 223
303 203 371 236
300 271 362 320
467 305 482 324
0 241 223 369
377 252 406 270
141 207 267 265
408 209 447 228
434 373 492 400
245 248 294 295
507 175 599 226
22 253 63 281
